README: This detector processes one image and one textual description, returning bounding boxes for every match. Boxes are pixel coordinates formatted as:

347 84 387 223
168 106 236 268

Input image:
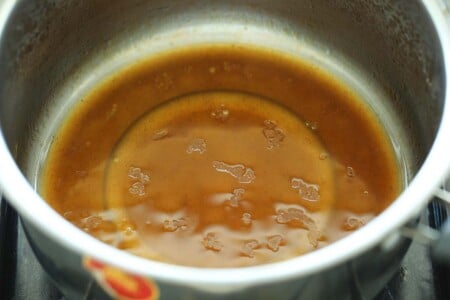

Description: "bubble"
124 227 135 236
202 232 223 251
267 235 284 252
163 218 188 232
129 181 146 196
153 129 169 140
291 178 320 201
346 166 355 178
209 66 217 74
128 167 150 183
342 216 365 231
319 153 329 160
211 105 230 122
305 121 318 130
230 188 245 207
263 120 286 150
117 220 137 235
186 138 207 154
241 239 259 257
212 161 256 184
241 212 252 225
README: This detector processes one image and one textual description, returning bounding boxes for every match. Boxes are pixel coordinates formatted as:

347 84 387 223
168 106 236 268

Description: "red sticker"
84 257 160 300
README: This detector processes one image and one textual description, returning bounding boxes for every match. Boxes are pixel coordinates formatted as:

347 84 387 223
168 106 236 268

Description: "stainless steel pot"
0 0 449 299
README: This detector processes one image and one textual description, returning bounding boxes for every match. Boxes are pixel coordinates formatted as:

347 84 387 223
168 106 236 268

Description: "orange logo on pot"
84 257 160 300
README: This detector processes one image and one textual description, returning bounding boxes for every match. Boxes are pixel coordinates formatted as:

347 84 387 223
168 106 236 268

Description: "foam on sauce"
40 45 402 267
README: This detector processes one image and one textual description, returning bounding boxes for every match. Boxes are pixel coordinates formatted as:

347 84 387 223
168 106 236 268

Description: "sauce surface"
41 45 401 267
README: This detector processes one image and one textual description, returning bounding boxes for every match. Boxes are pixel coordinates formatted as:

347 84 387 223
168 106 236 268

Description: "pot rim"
0 0 449 287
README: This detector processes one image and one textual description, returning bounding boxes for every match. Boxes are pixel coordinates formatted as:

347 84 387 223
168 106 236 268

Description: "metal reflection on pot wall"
0 1 449 300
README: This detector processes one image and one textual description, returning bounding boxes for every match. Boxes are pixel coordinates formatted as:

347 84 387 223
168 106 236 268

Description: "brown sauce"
40 45 402 267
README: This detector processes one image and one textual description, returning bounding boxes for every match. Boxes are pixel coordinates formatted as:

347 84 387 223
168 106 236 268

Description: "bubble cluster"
229 188 245 207
202 232 223 251
186 138 207 154
163 218 188 232
78 213 140 249
152 129 169 140
263 120 286 150
291 178 320 202
267 234 284 252
276 208 321 248
241 212 252 226
276 207 313 227
212 161 256 184
129 182 146 196
128 167 150 196
342 216 365 231
241 239 260 257
211 105 230 122
128 167 150 183
154 72 173 90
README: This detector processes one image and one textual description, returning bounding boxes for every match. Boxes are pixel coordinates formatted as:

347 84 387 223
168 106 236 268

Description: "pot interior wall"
0 0 445 205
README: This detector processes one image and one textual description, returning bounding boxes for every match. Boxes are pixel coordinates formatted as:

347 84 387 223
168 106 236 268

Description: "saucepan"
0 0 449 299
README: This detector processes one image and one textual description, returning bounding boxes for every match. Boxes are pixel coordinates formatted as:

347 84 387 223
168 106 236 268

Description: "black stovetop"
1 198 449 300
